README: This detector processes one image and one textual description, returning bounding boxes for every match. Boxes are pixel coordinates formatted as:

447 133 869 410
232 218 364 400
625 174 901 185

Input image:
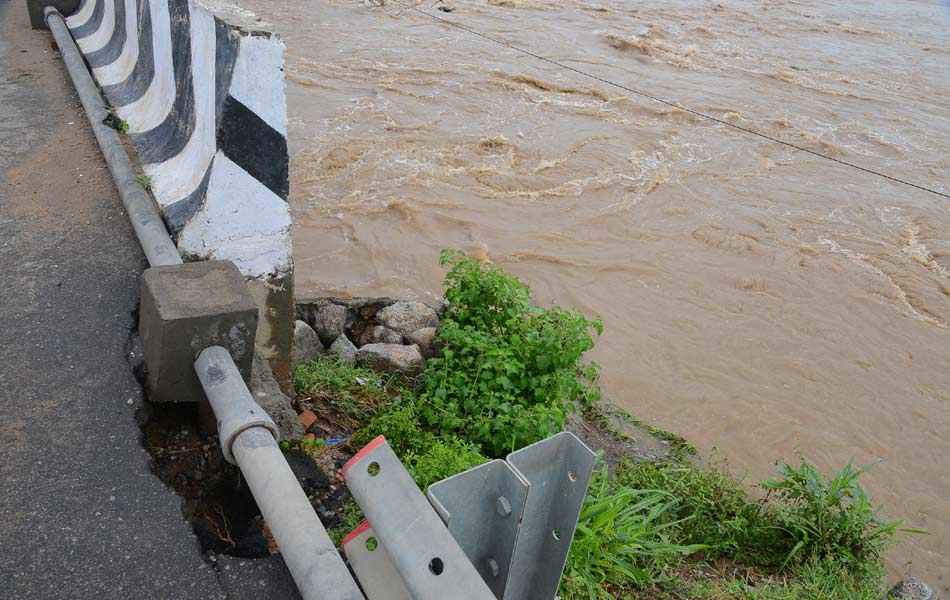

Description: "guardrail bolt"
487 558 500 578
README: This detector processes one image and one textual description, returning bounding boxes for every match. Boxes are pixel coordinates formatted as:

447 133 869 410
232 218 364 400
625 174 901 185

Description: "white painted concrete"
94 0 139 86
228 33 288 136
77 0 116 54
179 151 292 278
66 0 97 30
70 0 293 281
144 3 216 206
117 0 174 131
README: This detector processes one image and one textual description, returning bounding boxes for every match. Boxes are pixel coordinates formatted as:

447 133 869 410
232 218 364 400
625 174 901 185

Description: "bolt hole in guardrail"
429 558 445 575
368 462 381 476
568 470 577 482
552 530 562 541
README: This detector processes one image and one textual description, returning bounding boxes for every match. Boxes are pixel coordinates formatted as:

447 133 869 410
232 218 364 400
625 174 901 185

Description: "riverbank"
283 251 932 599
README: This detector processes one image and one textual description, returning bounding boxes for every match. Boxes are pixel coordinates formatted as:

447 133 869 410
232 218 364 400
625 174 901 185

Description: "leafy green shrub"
763 453 915 568
561 463 707 599
351 405 434 456
421 250 602 456
403 436 488 490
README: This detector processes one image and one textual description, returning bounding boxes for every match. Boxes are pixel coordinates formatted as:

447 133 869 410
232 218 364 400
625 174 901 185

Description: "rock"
406 327 437 357
356 343 424 374
309 303 347 346
328 335 358 366
250 352 304 440
888 578 935 600
292 320 324 371
358 325 403 347
376 301 439 336
298 409 318 433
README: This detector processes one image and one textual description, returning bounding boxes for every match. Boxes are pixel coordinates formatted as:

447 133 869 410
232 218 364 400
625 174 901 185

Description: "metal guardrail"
343 437 496 600
195 346 365 600
45 8 183 269
346 433 595 600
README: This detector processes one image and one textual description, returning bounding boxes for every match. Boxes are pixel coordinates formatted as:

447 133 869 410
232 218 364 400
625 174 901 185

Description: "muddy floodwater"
240 0 949 586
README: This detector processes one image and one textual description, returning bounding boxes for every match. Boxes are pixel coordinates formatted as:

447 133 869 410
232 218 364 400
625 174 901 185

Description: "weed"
326 497 365 549
295 356 412 426
402 436 488 490
681 554 886 600
117 118 129 134
621 457 783 567
351 406 432 456
421 250 602 456
136 174 151 191
280 435 326 458
560 462 707 599
762 453 921 568
351 407 488 490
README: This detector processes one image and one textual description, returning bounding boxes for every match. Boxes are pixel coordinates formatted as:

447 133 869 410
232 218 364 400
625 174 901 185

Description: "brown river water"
240 0 949 587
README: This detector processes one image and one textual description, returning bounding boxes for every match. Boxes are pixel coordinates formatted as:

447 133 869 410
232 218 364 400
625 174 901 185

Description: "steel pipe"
45 8 182 268
195 347 364 600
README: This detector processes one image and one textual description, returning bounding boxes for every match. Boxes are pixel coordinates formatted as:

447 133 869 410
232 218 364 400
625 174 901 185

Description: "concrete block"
25 0 80 29
140 261 258 404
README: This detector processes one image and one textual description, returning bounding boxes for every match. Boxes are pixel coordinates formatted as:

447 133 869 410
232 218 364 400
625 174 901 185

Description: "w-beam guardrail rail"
343 437 497 600
343 432 595 600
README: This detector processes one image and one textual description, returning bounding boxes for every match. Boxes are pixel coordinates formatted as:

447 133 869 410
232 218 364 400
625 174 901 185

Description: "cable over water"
389 0 949 200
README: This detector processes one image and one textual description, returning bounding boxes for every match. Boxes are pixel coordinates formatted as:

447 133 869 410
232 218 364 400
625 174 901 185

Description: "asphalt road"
0 2 297 597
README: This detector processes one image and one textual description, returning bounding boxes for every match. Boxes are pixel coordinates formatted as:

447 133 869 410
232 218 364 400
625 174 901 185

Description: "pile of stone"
293 297 442 375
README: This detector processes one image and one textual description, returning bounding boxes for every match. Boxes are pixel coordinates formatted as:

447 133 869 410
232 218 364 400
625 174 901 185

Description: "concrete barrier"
64 0 293 380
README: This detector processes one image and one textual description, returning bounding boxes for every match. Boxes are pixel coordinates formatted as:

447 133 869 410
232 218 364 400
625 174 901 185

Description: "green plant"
327 497 366 549
351 405 433 456
681 554 886 600
762 453 919 569
620 457 782 566
136 174 151 191
402 436 488 490
420 250 602 456
280 436 326 457
561 463 707 599
295 356 412 424
117 118 129 134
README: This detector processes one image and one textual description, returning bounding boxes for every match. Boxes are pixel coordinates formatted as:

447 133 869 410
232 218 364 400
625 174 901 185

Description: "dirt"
139 394 357 559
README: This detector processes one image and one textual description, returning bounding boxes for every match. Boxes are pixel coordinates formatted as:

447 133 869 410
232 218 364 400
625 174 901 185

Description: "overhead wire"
386 0 949 200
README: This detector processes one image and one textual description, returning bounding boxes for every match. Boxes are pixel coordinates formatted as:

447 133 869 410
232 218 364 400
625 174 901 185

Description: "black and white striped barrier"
64 0 294 376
